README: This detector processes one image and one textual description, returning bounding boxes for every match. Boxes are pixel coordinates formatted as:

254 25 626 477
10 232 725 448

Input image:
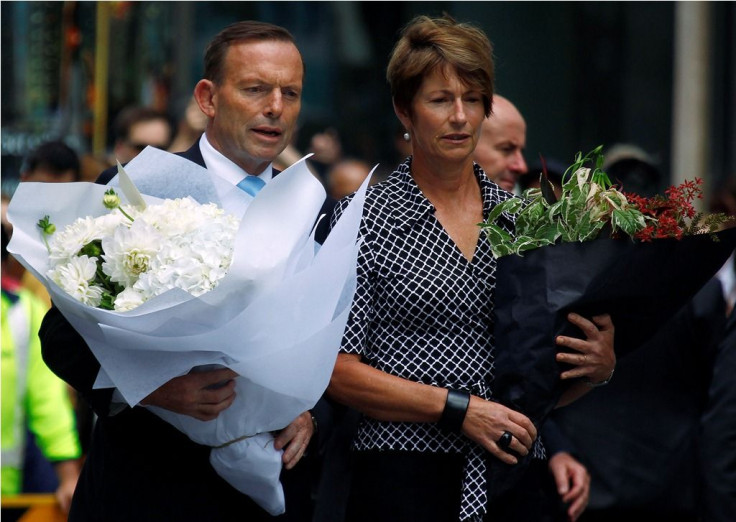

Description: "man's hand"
140 367 238 421
556 313 616 385
548 451 590 521
273 411 314 470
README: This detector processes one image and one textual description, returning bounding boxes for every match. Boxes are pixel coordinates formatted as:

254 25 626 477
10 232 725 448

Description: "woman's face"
398 66 486 167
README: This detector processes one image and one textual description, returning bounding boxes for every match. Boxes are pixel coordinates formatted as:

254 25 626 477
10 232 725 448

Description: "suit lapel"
177 142 206 168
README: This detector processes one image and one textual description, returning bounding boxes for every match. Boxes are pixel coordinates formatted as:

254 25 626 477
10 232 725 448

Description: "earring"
403 132 410 142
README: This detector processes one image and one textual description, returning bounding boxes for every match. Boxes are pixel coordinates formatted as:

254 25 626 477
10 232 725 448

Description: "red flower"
624 179 705 241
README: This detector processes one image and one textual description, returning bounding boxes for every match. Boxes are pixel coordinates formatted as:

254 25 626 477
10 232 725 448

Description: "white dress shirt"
199 133 273 186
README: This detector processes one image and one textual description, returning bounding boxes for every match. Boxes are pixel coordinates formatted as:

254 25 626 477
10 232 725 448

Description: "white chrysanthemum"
48 213 127 266
47 255 104 306
113 287 146 312
48 195 238 311
101 220 163 287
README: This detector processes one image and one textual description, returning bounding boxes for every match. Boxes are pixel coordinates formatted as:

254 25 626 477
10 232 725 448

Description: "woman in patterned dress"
326 15 616 522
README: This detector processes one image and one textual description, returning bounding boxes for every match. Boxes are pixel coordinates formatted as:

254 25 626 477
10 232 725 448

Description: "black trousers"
344 450 566 522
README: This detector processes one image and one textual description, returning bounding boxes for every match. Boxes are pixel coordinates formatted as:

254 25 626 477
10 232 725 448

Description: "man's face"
196 40 303 175
115 120 171 163
473 100 528 192
21 167 76 183
115 119 173 164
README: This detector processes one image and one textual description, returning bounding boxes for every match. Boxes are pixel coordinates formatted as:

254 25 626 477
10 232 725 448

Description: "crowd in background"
2 15 735 521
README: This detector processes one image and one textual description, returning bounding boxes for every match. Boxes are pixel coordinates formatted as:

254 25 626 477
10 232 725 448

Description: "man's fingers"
282 439 307 469
200 379 237 404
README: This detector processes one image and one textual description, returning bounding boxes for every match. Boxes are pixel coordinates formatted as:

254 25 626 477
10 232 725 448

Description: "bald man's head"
327 159 371 200
473 95 528 192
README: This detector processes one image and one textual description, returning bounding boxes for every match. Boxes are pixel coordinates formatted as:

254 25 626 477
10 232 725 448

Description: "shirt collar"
389 157 436 233
199 133 273 186
389 158 501 232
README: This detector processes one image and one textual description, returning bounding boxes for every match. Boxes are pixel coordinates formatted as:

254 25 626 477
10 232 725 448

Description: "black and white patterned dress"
331 157 544 521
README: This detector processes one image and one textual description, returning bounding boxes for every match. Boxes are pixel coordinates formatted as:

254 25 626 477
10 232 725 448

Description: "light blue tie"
237 175 266 197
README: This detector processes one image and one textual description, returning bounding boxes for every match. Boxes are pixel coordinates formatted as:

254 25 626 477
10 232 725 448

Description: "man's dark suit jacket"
551 279 727 519
40 142 335 521
699 303 736 522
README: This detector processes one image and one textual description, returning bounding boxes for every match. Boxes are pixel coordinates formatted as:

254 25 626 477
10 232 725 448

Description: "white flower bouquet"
7 147 368 515
43 194 239 311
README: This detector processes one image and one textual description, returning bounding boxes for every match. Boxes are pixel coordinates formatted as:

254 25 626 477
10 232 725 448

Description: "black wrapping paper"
485 225 736 502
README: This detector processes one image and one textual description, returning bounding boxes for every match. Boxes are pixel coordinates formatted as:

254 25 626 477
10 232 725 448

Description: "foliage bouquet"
480 146 736 498
7 147 368 515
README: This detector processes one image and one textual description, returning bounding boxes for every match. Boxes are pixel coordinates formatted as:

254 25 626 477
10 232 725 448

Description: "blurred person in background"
473 94 527 194
168 96 208 154
307 127 343 180
602 144 661 198
20 140 81 185
699 273 736 522
7 142 96 463
698 176 736 522
1 215 82 515
521 157 565 201
711 178 736 316
13 140 82 307
109 105 173 165
272 125 344 184
325 158 372 200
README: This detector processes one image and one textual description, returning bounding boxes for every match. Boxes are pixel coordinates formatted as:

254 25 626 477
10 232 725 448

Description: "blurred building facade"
2 1 735 200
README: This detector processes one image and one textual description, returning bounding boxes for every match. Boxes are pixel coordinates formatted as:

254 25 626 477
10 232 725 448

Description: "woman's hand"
555 313 615 385
461 396 537 465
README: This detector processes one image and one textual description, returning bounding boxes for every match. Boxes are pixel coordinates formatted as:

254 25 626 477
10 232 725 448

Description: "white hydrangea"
113 287 146 312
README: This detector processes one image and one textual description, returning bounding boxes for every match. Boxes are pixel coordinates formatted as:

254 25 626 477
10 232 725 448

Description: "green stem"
118 207 135 222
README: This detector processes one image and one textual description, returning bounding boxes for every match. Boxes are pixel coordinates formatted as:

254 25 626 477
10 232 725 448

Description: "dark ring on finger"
498 430 513 450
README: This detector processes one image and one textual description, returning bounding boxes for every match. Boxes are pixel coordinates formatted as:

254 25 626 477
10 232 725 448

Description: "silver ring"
498 431 513 450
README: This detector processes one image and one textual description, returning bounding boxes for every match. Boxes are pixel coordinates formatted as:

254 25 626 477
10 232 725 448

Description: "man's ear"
193 79 216 119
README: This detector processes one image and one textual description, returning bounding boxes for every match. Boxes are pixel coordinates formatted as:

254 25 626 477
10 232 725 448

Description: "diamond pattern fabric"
330 158 545 521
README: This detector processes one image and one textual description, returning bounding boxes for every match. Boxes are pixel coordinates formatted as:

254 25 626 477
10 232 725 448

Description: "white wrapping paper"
7 147 368 515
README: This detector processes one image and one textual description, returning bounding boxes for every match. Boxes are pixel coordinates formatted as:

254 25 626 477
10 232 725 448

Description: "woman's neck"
410 153 478 208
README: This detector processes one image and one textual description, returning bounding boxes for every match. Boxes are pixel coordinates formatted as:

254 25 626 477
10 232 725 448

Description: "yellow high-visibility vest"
1 289 81 494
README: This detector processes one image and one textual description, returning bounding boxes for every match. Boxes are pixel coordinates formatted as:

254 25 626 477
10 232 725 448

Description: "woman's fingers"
462 396 537 464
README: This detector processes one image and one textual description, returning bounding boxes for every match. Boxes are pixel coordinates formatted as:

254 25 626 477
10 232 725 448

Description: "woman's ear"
193 80 216 119
393 99 411 134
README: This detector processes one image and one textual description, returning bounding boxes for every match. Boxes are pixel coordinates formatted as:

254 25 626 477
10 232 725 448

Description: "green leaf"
99 292 116 310
483 197 524 226
483 225 514 257
611 208 647 236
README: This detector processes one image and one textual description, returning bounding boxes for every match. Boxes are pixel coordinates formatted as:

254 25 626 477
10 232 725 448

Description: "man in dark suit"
551 279 726 522
40 20 330 522
700 301 736 522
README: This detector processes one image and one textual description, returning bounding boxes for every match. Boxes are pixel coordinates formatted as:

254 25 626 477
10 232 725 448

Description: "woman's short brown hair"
387 15 494 117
